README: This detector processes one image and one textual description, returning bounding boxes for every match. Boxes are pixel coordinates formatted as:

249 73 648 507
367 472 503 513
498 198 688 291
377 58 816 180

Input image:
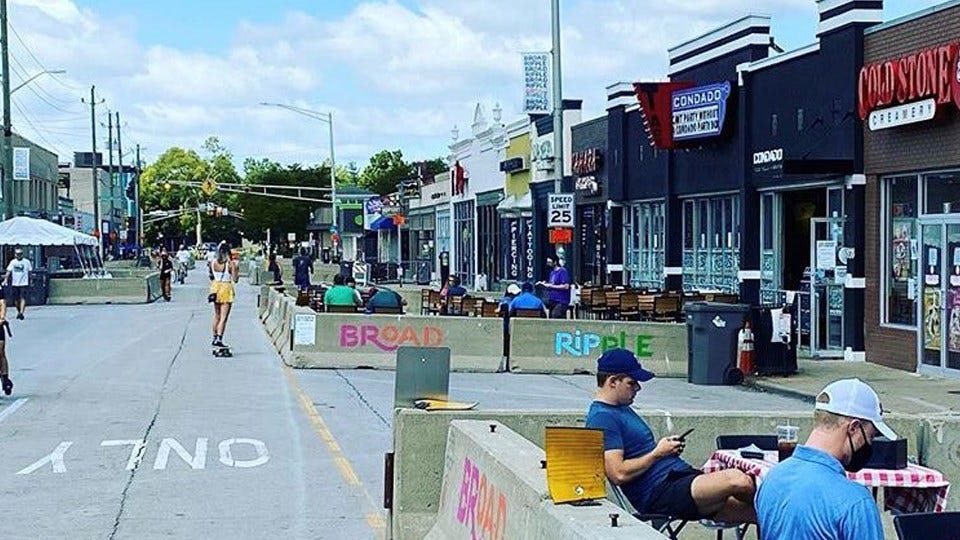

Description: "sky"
5 0 944 172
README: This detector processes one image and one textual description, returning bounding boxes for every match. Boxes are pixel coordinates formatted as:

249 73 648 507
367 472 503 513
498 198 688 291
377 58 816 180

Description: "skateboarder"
209 242 239 355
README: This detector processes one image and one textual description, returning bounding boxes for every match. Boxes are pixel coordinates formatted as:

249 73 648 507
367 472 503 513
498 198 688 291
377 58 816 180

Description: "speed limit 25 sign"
547 193 575 228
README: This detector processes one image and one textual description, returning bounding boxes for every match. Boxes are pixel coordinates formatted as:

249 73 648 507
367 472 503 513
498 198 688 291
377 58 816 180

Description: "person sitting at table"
586 348 756 524
324 274 363 307
365 286 405 313
508 282 547 317
496 284 522 315
755 378 895 540
440 275 467 298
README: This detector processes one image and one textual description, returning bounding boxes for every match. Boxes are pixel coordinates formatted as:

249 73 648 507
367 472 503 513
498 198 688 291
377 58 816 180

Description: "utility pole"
106 111 114 256
82 86 105 259
551 0 563 196
135 144 142 249
1 0 12 220
115 111 124 245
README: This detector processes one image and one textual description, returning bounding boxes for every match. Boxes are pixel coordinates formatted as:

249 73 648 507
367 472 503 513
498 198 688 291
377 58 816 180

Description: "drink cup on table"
777 424 799 462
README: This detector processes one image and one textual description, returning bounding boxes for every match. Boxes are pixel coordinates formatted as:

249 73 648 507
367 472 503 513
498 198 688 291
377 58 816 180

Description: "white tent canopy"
0 216 98 247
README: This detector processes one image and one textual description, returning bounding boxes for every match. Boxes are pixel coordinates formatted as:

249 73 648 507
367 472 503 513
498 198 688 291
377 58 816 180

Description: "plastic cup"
777 425 798 461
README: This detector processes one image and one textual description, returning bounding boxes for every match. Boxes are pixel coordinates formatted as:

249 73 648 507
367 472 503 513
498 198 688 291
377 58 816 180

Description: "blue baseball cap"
597 348 656 382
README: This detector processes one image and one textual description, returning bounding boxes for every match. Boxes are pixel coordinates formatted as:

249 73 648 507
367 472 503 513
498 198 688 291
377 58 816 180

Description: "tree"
139 137 241 247
238 161 328 244
358 149 413 195
421 157 448 178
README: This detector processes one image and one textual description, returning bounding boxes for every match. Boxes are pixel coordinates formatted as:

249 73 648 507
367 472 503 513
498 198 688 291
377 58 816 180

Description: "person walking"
755 378 895 540
157 249 174 301
5 248 32 320
292 248 314 291
0 287 12 394
209 242 239 350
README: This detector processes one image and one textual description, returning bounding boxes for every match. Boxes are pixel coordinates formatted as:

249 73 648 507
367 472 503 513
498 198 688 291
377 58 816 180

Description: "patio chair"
716 435 779 451
325 304 359 314
607 481 687 540
371 306 404 315
513 308 545 319
894 512 960 540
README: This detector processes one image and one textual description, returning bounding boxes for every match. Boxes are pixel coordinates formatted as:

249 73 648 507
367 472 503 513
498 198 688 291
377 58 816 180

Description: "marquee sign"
671 82 732 141
634 81 694 149
858 42 960 130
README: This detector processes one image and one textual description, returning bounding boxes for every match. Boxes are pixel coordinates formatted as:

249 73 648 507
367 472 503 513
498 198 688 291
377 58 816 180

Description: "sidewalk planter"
508 318 688 377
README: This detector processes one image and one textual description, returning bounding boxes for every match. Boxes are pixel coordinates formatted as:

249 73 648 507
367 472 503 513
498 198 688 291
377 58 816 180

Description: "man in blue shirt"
538 257 570 319
292 248 314 291
440 275 467 298
509 282 546 317
755 378 895 540
586 348 756 522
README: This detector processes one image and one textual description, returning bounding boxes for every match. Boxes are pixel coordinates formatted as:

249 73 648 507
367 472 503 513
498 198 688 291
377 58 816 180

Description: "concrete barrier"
285 313 504 371
48 273 161 304
391 408 932 540
509 319 688 377
424 420 664 540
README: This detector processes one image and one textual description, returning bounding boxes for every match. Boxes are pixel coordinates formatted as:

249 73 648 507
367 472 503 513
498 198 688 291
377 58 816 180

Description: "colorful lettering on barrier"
338 324 444 352
554 330 654 358
455 457 507 540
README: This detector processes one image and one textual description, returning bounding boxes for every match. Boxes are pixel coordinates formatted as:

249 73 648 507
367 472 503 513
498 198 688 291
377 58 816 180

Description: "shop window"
453 201 475 287
924 172 960 214
625 201 664 289
883 175 918 327
682 195 740 292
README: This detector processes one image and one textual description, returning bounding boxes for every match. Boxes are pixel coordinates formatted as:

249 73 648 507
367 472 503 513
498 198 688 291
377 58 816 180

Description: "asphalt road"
0 272 807 539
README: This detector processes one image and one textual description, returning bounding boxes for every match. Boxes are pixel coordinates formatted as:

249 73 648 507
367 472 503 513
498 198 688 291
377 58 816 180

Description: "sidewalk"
750 359 960 416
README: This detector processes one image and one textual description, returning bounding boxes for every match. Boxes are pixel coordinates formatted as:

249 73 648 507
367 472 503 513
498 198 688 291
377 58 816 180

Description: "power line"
10 97 71 156
9 56 81 115
8 22 77 91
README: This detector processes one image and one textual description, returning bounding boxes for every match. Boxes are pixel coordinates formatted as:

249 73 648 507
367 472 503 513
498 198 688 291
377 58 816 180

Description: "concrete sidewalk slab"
750 360 960 416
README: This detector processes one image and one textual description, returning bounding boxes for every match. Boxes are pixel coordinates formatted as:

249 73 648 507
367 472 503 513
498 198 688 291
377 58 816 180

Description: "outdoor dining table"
702 449 951 514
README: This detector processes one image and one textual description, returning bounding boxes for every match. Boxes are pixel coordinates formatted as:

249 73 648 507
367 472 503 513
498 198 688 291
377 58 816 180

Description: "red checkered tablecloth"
702 450 951 514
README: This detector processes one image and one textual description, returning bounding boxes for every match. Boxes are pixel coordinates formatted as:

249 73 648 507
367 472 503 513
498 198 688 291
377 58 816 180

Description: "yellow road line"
283 364 386 533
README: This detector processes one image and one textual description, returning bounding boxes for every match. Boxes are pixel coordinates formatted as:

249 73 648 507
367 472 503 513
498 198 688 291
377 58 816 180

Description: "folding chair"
607 481 688 539
894 512 960 540
716 435 779 451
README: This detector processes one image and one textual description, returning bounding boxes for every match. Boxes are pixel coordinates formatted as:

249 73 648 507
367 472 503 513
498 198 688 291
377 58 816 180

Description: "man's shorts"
645 466 704 520
10 286 28 303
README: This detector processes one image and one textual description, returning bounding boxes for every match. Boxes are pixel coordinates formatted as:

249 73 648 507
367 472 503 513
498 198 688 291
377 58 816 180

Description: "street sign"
547 193 575 228
549 227 572 244
201 178 218 196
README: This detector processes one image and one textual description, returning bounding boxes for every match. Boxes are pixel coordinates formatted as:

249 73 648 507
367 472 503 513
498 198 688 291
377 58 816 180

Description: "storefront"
407 174 448 283
571 117 608 285
861 2 960 376
498 128 535 284
476 189 503 289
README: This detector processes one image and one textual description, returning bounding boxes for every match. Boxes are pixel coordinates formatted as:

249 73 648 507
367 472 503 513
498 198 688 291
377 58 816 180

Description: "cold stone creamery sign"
858 42 960 131
672 82 732 141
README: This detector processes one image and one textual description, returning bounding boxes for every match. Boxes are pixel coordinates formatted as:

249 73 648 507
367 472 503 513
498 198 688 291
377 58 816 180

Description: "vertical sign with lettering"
522 52 550 114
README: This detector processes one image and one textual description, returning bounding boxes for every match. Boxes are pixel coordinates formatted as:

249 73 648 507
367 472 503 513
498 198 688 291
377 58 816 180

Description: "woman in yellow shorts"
209 242 239 349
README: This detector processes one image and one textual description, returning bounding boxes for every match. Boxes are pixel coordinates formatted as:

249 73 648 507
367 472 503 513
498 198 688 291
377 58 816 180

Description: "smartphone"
676 428 695 442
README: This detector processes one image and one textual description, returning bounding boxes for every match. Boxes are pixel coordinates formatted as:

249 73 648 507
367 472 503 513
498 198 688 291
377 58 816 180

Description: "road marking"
282 364 385 532
102 440 148 470
154 438 208 470
17 441 73 474
219 438 270 468
0 398 27 424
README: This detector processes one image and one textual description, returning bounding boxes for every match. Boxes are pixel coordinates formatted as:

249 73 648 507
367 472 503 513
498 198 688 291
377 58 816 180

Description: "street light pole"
258 102 338 229
551 0 563 196
1 0 11 220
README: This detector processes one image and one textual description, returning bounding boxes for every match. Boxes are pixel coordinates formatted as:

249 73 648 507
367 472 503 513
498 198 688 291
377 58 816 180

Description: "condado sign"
858 42 960 130
672 82 732 141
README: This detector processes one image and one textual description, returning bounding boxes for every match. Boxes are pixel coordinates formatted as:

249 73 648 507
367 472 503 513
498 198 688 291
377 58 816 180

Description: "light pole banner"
13 147 30 180
522 52 551 113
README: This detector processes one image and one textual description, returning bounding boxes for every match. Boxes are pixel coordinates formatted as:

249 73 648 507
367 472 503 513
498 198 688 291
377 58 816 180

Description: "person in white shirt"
175 244 191 284
5 248 33 320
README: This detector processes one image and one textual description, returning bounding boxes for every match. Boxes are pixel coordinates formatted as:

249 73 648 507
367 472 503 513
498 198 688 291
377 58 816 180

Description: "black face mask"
845 423 873 473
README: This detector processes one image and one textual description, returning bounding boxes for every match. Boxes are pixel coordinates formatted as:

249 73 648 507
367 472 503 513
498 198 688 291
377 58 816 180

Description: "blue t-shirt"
445 285 467 297
585 401 690 512
755 445 883 540
547 267 571 304
293 256 313 285
509 292 544 311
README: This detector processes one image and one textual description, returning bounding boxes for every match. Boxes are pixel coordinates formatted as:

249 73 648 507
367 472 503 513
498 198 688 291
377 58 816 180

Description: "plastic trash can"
685 302 751 385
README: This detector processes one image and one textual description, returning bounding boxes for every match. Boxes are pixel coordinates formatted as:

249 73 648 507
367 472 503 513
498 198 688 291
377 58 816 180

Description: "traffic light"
126 179 135 199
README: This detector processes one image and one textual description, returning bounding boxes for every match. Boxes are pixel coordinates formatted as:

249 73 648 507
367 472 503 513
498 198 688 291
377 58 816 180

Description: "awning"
369 215 397 231
497 192 533 216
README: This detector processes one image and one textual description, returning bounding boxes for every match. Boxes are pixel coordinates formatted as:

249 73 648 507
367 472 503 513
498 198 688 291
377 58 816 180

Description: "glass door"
918 221 960 375
810 217 845 357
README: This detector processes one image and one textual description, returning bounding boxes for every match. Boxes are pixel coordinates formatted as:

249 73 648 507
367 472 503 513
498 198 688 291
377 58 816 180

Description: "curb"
745 378 816 404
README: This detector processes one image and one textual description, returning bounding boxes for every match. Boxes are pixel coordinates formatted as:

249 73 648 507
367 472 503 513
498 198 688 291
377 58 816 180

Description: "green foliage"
421 157 448 178
238 162 330 243
358 149 413 195
139 138 240 247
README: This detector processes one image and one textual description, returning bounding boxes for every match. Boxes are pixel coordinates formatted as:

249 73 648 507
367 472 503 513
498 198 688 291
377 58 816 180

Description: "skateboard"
414 399 478 411
212 346 233 358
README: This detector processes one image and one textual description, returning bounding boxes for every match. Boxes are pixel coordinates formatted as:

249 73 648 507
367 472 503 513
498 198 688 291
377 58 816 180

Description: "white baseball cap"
506 284 521 295
814 378 897 440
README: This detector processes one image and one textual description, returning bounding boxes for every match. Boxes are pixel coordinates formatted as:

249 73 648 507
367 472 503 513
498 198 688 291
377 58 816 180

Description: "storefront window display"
477 203 501 288
682 195 739 292
454 201 475 287
625 201 664 289
925 172 960 215
883 176 918 327
436 208 451 268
